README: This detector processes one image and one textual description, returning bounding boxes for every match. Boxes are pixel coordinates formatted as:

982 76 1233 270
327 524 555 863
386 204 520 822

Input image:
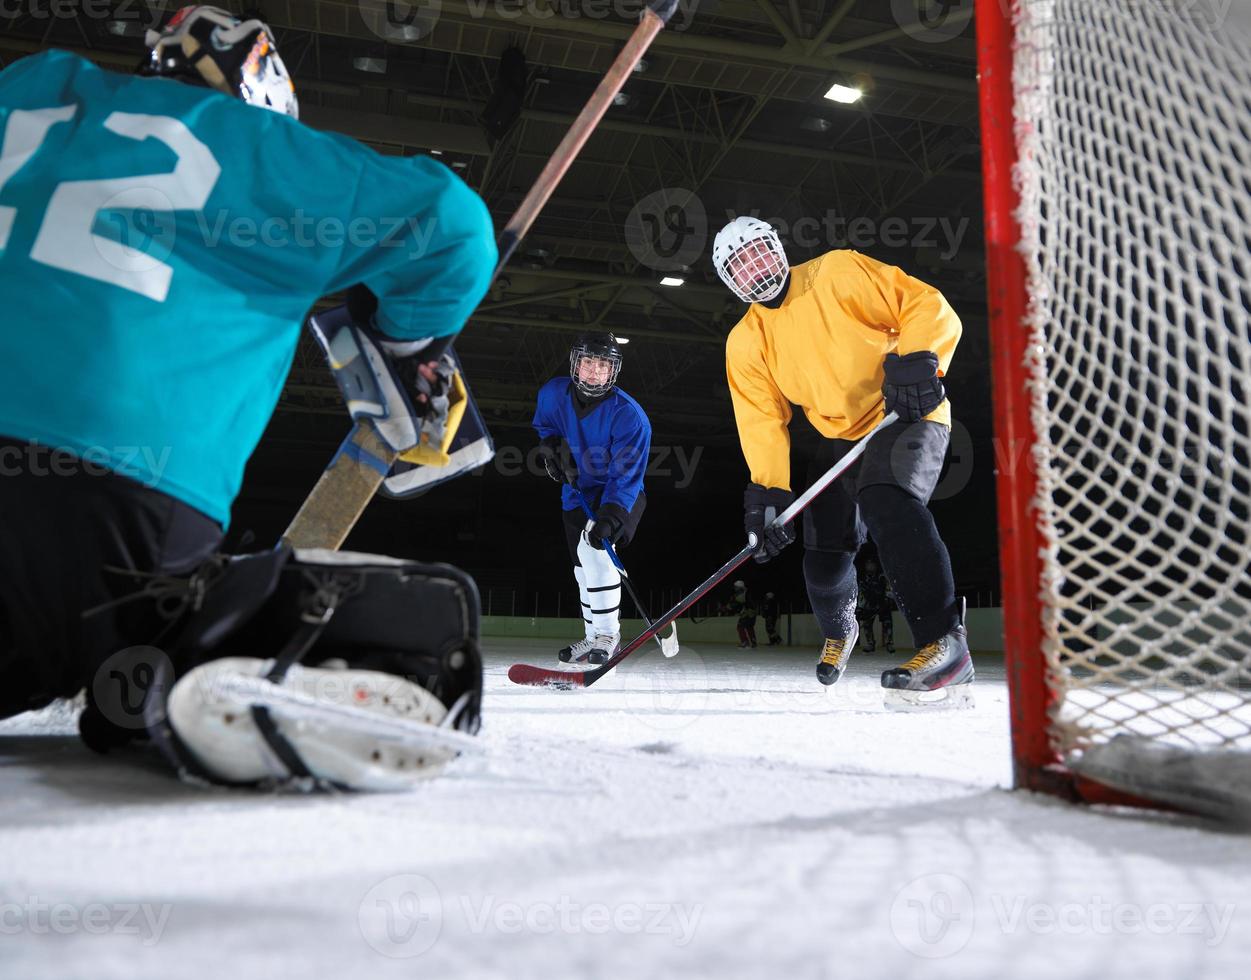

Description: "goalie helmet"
712 216 789 304
140 6 299 119
570 332 625 398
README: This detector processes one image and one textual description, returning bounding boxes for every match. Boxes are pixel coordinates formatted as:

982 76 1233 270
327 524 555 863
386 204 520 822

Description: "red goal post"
976 0 1251 820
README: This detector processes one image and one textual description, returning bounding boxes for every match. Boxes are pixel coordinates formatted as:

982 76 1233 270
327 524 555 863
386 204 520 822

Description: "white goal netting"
1011 0 1251 763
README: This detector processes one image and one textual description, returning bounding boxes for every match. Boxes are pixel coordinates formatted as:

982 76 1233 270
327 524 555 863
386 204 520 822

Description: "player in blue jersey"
0 8 495 787
533 333 651 665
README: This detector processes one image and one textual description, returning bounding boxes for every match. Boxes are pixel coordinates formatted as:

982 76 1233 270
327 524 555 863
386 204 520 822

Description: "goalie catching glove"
310 288 468 472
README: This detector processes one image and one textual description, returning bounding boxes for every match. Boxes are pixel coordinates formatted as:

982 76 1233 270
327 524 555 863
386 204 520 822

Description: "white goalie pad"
168 658 483 792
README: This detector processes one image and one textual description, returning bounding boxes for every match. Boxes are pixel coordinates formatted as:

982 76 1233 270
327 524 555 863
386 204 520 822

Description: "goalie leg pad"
145 547 483 791
166 657 475 791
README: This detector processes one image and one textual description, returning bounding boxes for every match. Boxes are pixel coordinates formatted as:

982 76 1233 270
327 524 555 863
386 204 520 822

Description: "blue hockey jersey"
0 51 496 526
532 378 651 513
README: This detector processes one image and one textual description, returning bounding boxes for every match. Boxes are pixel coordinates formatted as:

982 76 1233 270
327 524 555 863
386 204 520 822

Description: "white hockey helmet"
712 216 789 304
141 6 299 119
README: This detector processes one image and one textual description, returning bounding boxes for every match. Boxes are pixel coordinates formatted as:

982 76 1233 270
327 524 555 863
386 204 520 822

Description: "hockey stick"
508 412 900 688
570 486 679 658
282 0 682 549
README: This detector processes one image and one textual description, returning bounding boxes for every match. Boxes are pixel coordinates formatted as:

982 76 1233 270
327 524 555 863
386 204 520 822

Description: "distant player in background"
762 591 782 646
714 216 973 706
0 7 495 786
856 558 895 654
721 580 758 648
534 333 651 665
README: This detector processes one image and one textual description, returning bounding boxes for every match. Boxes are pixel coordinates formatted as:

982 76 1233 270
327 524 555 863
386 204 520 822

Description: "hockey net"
980 0 1251 817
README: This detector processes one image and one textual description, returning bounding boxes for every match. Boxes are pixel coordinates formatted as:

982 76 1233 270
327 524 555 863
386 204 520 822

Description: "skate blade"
882 683 974 712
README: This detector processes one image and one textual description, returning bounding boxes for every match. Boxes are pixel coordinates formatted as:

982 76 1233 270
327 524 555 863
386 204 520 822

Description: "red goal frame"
976 0 1167 810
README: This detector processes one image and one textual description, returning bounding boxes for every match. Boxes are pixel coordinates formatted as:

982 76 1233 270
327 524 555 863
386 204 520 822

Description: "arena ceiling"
1 0 987 448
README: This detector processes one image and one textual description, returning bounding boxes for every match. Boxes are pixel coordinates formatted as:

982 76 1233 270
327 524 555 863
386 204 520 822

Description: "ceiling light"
660 276 685 287
823 84 863 104
353 57 388 74
612 92 631 107
430 149 443 156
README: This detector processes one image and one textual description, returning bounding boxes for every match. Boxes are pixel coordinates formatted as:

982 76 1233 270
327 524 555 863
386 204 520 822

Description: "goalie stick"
508 412 900 689
570 486 679 659
283 0 682 549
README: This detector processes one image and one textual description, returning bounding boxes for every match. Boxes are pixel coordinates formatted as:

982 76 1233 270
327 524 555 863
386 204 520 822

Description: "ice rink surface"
2 638 1249 979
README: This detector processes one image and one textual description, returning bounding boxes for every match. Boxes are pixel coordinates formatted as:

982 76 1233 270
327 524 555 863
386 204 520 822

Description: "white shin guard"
573 563 594 640
577 525 621 637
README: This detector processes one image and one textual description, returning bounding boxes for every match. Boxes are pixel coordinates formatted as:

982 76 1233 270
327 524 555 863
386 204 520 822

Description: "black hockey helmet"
140 6 299 119
570 331 626 398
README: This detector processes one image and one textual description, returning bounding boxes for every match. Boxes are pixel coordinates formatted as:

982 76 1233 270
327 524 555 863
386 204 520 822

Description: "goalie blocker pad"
308 303 494 499
140 546 483 789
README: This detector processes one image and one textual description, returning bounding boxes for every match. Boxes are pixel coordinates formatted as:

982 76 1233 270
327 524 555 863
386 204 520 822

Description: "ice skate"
881 615 973 710
815 623 858 685
586 632 620 665
558 636 596 664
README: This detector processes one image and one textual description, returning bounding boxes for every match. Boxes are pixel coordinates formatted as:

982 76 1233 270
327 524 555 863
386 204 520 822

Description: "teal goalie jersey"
0 50 495 526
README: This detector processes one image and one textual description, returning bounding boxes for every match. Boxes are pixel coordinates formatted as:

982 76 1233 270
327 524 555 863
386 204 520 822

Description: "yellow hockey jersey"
725 250 961 491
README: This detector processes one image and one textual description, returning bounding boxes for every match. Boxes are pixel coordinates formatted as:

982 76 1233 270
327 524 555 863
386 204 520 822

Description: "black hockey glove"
538 435 579 485
744 483 795 563
588 502 630 550
882 350 946 422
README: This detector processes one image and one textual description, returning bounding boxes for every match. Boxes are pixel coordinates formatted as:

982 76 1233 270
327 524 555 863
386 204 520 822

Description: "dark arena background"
3 2 1250 979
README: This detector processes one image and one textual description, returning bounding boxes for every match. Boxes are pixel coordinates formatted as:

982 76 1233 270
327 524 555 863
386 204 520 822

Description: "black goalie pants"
0 439 221 720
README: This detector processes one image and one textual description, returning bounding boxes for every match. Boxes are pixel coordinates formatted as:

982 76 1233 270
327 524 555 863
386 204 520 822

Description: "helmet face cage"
712 217 789 304
142 6 299 119
569 341 622 398
721 235 788 304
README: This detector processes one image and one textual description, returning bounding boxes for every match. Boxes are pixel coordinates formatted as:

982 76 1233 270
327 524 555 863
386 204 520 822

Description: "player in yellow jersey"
712 217 973 706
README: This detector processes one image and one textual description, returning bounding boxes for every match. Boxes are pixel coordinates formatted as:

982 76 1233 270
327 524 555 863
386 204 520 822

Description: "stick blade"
507 663 590 689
